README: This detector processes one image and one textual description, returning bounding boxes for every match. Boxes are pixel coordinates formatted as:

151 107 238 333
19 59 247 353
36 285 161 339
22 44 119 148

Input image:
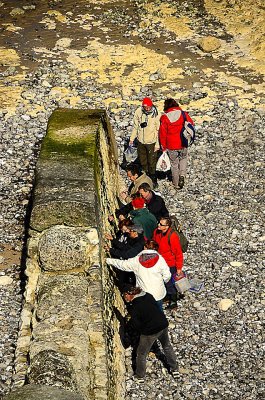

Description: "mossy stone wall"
7 109 125 400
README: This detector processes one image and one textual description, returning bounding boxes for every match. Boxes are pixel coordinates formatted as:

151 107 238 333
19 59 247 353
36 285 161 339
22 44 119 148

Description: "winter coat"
124 172 153 203
129 208 157 239
106 250 171 300
126 292 168 335
144 191 169 221
130 106 161 146
109 234 145 260
159 106 194 150
153 227 183 269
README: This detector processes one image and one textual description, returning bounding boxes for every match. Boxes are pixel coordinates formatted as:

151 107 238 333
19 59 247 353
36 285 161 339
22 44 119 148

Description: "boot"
178 176 185 189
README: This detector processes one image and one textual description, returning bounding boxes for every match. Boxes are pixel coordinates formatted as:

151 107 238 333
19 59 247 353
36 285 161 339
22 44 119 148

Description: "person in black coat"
123 285 178 381
108 225 145 287
115 183 169 222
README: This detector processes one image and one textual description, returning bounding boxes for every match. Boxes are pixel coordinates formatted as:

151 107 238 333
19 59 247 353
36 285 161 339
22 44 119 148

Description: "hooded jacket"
153 227 183 269
129 208 157 239
130 106 161 146
159 106 194 150
106 250 171 301
109 234 145 260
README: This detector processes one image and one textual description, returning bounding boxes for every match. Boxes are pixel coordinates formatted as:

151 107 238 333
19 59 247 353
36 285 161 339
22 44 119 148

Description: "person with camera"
129 97 161 188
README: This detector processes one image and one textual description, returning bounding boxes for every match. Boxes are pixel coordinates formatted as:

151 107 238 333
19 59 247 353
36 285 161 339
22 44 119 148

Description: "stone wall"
7 109 126 400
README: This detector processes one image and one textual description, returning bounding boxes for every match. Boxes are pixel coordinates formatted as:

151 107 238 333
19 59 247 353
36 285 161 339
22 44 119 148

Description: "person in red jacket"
159 98 194 189
153 216 184 309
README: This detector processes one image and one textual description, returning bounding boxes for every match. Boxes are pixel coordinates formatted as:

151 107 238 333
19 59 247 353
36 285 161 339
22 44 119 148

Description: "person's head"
142 97 153 113
131 197 145 209
122 284 142 302
158 217 172 233
128 224 144 238
126 164 142 182
138 183 152 200
118 218 133 233
164 98 179 112
144 239 159 251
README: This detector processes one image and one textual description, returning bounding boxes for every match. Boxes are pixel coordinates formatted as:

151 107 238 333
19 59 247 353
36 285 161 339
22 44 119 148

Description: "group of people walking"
105 98 194 383
129 97 194 189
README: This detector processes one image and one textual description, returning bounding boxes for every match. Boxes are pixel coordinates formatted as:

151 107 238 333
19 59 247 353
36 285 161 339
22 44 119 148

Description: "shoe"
178 176 185 189
171 369 179 379
165 301 178 310
133 375 145 384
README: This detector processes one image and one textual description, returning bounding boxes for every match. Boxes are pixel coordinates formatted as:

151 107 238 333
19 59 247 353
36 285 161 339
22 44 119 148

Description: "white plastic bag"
156 152 171 172
124 145 138 163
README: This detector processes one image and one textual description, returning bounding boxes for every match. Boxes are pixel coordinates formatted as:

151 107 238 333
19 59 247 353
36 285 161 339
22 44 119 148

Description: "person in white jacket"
106 240 171 311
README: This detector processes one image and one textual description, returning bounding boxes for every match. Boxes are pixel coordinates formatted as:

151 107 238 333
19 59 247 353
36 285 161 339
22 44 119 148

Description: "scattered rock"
198 36 221 52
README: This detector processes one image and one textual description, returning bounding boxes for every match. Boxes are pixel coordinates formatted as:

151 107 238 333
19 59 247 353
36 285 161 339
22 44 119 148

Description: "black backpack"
168 216 189 253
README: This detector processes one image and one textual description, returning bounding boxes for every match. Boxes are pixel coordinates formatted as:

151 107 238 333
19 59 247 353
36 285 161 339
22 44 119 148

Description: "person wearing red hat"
129 196 157 240
129 97 161 188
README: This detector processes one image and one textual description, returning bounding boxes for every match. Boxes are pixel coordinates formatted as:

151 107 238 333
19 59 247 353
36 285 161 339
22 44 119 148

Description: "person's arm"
154 113 161 150
158 196 169 218
106 257 135 272
159 115 168 151
115 202 133 218
159 255 171 283
170 232 184 273
130 109 140 144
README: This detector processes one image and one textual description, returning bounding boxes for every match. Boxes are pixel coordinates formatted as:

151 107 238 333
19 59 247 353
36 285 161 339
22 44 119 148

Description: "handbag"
124 145 138 163
156 151 171 172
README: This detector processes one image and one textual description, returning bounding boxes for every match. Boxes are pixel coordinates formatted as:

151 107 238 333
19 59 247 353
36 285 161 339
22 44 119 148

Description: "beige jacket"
130 107 161 147
124 172 153 203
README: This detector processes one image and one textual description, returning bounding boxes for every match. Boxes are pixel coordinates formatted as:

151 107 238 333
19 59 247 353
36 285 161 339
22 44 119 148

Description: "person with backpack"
129 97 161 188
159 98 194 189
152 216 184 309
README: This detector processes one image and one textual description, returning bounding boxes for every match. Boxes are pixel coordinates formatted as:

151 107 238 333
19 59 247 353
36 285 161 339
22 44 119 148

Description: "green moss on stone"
40 108 104 160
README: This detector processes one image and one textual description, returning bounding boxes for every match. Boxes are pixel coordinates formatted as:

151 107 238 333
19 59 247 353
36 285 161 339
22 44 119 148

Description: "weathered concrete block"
38 226 99 272
29 350 78 391
2 384 84 400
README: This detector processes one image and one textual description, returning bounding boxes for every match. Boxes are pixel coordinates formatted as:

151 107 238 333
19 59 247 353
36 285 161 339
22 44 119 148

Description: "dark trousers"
136 327 177 377
165 266 177 296
137 142 158 176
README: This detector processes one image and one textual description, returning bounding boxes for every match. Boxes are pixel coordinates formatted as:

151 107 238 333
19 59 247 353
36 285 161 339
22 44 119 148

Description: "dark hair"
138 182 152 192
118 218 133 230
159 216 172 227
164 98 179 112
126 163 142 176
122 285 142 295
144 239 159 251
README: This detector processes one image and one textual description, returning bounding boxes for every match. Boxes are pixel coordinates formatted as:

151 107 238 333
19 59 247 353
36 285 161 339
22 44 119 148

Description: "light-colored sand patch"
47 10 69 23
2 23 23 33
0 86 23 115
0 47 20 66
205 0 265 75
66 41 184 91
143 4 194 39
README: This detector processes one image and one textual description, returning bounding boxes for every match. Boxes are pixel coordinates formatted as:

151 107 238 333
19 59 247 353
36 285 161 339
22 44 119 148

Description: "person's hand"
105 233 113 241
129 140 133 146
120 191 128 200
176 270 185 278
119 214 126 221
104 244 110 251
154 146 160 152
108 215 114 222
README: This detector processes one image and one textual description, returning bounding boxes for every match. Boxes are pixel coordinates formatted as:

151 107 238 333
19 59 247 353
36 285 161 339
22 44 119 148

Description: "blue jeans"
136 327 177 377
165 267 177 296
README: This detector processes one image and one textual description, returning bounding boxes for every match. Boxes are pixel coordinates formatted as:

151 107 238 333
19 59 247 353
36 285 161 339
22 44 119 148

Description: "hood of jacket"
165 107 182 123
139 250 159 268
